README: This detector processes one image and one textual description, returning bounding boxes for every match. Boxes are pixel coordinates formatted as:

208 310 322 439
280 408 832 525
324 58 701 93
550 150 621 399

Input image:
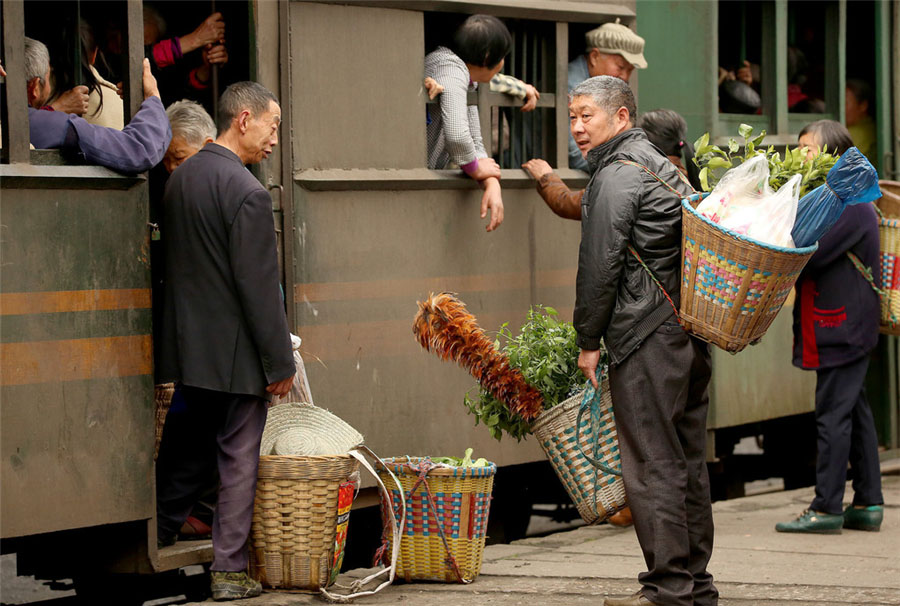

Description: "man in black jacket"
573 76 716 606
155 81 294 601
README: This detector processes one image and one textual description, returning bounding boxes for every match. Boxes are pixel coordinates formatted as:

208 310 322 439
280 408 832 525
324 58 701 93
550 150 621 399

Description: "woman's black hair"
48 19 105 117
451 14 511 68
846 78 874 114
798 119 854 156
638 108 702 191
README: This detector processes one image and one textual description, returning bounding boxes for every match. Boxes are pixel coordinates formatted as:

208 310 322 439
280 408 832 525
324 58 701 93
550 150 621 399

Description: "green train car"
1 0 897 591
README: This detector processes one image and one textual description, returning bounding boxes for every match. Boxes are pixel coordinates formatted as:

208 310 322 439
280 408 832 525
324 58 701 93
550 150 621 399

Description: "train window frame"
714 0 846 144
0 0 147 184
293 0 636 192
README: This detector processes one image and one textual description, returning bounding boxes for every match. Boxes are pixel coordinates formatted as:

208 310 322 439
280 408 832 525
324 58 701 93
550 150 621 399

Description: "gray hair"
570 75 636 124
166 100 217 147
143 5 167 38
24 37 50 84
217 81 278 133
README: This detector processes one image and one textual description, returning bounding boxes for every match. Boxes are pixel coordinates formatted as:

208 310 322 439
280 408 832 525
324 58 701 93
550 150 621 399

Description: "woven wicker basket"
153 383 175 461
250 454 358 589
376 457 495 583
531 381 627 525
877 181 900 335
679 193 818 352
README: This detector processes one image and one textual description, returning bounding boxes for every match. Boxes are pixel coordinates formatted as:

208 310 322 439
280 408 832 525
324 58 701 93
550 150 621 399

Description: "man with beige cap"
522 19 647 216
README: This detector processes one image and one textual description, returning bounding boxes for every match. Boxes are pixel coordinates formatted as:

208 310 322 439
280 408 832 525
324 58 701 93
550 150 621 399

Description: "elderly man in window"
25 36 170 174
521 20 648 219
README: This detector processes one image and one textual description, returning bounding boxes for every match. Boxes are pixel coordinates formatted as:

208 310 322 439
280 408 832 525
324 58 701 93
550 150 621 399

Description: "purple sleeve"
69 96 172 174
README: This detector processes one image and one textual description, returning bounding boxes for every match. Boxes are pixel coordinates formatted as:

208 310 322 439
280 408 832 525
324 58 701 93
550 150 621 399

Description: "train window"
423 13 555 171
786 1 828 114
717 1 764 116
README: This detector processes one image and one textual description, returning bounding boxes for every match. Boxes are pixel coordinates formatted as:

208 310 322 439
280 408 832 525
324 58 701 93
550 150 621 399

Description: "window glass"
787 1 828 114
717 1 763 115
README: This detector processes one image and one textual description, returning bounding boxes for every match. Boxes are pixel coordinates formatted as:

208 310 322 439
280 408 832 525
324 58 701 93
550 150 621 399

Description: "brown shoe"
604 591 658 606
608 506 634 527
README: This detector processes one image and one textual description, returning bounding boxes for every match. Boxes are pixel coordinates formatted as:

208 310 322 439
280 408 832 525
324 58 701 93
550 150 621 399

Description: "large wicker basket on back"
250 454 358 590
531 379 626 525
679 194 818 352
877 181 900 335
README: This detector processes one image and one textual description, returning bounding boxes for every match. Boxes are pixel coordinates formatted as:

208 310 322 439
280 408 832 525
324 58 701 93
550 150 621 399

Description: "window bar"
531 29 539 159
1 0 30 164
122 0 144 121
554 22 569 168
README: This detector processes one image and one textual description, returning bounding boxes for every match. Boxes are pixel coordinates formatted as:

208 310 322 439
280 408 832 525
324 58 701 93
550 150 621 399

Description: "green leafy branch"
463 306 605 441
693 123 837 198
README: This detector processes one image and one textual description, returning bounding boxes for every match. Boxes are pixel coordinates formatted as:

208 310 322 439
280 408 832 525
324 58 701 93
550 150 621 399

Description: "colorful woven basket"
877 182 900 335
153 383 175 461
531 379 626 525
250 454 358 589
376 457 495 583
680 193 818 352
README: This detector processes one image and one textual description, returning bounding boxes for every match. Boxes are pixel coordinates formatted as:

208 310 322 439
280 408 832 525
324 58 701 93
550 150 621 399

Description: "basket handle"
574 382 622 477
320 444 406 603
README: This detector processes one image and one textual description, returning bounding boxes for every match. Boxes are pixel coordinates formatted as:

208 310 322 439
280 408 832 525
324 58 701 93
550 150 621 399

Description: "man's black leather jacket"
575 128 695 365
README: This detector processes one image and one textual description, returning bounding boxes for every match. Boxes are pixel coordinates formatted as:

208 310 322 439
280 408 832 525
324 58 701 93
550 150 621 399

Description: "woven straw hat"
260 402 364 456
585 19 647 69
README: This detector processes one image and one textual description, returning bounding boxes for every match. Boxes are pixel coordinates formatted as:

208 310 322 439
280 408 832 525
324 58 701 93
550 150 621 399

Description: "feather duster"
413 292 544 421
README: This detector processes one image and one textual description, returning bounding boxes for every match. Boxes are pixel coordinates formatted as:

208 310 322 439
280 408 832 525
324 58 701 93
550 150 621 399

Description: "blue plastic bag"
791 147 881 248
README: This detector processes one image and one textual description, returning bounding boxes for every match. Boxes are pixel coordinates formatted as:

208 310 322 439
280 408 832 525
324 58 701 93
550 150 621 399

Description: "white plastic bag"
696 155 800 248
273 333 315 406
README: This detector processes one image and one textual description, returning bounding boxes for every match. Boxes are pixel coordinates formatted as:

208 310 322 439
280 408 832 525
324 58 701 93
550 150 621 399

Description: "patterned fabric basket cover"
680 193 818 352
250 454 358 589
376 457 496 583
877 182 900 335
530 379 627 525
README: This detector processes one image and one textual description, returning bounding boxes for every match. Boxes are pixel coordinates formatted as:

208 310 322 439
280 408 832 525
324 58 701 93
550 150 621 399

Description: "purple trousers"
156 385 268 571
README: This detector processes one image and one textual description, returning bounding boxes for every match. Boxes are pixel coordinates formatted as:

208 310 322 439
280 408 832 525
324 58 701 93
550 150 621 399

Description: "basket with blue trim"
376 456 496 583
679 193 818 352
531 377 626 525
876 182 900 335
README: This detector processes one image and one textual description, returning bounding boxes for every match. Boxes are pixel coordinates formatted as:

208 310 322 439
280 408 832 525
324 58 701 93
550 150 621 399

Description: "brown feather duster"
413 292 544 421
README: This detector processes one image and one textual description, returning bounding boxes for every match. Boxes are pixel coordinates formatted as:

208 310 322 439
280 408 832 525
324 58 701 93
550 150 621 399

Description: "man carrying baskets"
573 76 717 606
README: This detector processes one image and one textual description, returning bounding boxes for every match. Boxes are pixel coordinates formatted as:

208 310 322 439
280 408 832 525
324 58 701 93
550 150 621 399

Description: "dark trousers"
156 385 268 571
609 322 717 606
810 356 884 514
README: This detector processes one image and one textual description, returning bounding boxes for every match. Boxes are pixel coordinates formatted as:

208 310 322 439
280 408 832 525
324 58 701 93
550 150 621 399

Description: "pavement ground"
180 472 899 606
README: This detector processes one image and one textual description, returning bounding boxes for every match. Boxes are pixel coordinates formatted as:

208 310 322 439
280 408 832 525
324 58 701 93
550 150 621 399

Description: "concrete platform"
189 473 899 606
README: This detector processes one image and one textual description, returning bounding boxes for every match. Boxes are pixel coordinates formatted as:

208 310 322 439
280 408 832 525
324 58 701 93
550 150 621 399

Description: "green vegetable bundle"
430 448 490 467
464 306 605 441
693 123 837 197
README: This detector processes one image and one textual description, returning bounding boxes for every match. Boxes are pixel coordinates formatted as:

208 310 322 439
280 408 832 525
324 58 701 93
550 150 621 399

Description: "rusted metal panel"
0 185 154 539
290 2 425 170
291 184 581 464
1 0 30 165
708 305 816 429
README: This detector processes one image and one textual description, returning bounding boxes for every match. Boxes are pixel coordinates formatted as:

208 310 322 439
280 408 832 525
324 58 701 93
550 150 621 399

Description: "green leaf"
707 157 733 170
728 138 739 154
694 132 710 153
738 123 753 139
699 167 710 191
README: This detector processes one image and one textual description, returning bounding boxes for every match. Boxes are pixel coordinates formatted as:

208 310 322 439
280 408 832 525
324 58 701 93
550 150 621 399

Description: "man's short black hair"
451 14 511 68
217 81 278 134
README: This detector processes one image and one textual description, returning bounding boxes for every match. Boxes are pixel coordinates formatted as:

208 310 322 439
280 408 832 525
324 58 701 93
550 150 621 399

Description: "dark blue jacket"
792 203 880 370
28 96 171 174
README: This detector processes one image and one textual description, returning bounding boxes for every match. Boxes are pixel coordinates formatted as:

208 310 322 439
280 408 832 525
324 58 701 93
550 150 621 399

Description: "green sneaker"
843 505 883 531
210 571 262 601
775 509 843 534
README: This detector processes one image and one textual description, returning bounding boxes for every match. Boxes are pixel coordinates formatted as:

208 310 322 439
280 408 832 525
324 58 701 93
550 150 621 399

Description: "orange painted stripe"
298 307 576 362
295 269 576 303
0 289 152 316
0 335 152 386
